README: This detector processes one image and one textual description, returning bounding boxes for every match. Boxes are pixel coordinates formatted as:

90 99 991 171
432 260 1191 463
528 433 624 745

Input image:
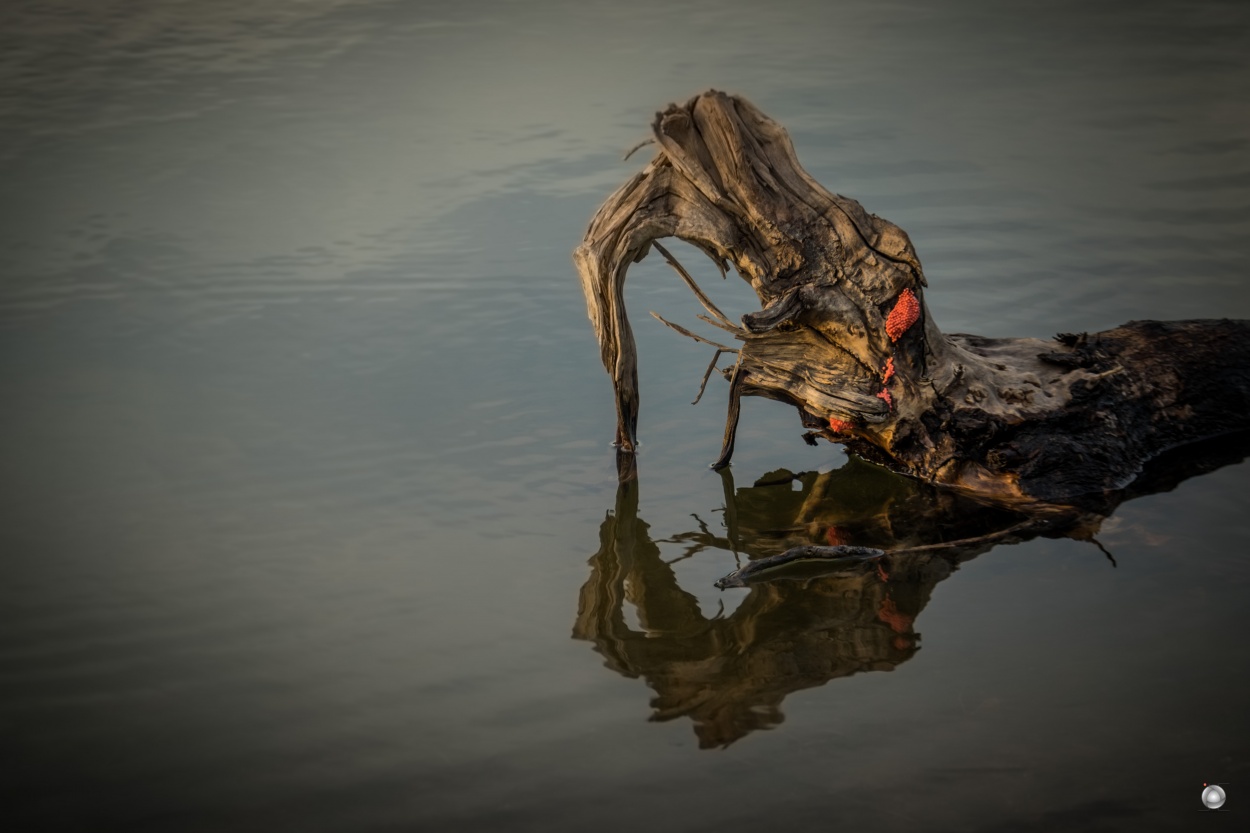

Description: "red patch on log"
882 356 895 384
825 526 848 546
876 387 893 410
828 416 854 433
885 288 920 342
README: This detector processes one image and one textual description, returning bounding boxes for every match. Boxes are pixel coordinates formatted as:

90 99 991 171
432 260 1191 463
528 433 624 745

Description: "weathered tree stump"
575 90 1250 502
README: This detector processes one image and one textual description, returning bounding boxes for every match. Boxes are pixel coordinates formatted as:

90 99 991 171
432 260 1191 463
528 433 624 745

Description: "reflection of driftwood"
573 478 932 748
575 91 1250 500
572 433 1250 746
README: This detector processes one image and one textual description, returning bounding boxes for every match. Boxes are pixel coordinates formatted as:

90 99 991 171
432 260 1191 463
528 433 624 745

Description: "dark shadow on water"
572 432 1250 748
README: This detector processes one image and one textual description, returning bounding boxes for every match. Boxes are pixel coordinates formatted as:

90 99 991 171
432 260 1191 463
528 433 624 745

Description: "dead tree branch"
574 90 1250 502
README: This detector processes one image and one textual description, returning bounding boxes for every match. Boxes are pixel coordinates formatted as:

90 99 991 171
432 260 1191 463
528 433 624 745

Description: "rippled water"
4 1 1249 830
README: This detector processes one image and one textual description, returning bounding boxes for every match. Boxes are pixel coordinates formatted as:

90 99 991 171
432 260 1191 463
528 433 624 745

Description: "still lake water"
3 0 1250 830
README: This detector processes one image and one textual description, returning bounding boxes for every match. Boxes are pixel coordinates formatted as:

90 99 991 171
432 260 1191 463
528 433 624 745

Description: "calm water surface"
3 1 1250 830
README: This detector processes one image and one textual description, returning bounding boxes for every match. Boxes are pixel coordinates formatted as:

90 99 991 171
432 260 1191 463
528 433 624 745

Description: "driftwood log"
575 91 1250 502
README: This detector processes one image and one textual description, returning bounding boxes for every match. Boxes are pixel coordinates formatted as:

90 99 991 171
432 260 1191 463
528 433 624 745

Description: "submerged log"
575 90 1250 502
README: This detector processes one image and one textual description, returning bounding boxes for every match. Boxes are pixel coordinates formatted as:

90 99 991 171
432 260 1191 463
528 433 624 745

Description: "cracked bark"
574 90 1250 502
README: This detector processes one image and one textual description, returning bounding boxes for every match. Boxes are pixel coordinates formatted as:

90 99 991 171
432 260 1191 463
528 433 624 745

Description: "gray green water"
3 1 1250 830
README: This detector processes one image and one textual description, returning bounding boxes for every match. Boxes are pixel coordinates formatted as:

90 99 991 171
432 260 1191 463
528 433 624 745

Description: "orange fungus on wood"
885 288 920 342
882 357 895 384
829 416 854 433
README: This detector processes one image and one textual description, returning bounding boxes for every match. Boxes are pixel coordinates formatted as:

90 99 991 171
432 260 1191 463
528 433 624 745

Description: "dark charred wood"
575 90 1250 502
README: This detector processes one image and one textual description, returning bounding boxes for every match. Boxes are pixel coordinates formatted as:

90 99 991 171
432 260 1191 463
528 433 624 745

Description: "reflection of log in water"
573 474 940 748
572 433 1250 747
